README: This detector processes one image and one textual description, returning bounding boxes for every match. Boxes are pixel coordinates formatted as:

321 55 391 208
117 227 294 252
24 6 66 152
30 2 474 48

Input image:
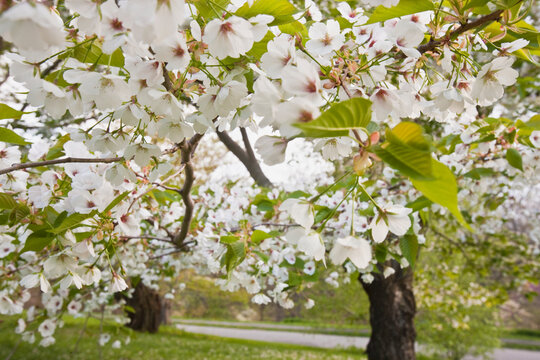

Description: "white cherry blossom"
203 16 255 59
370 204 412 243
471 57 518 106
330 236 372 269
305 20 345 56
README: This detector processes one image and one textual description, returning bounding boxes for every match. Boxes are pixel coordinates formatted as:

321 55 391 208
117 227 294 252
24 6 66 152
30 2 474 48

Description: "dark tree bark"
216 129 273 188
124 281 165 333
360 260 417 360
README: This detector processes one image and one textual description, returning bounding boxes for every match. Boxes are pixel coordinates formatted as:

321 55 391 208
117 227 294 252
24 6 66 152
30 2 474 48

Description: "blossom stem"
299 48 329 75
37 36 98 65
317 184 356 233
309 170 353 203
357 181 384 213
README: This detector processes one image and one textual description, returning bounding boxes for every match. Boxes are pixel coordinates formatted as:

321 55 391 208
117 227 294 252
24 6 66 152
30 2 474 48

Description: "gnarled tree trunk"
360 260 416 360
124 281 165 333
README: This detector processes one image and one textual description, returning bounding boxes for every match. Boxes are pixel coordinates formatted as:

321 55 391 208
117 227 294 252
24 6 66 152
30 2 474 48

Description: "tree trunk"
360 260 416 360
124 281 164 333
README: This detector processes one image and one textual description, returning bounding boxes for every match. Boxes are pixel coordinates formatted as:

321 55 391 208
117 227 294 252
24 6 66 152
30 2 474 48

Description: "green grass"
175 318 371 337
502 328 540 342
0 317 365 360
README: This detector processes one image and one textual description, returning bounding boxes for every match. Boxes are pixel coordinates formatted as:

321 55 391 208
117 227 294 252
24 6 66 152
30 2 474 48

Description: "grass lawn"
175 317 371 337
0 316 365 360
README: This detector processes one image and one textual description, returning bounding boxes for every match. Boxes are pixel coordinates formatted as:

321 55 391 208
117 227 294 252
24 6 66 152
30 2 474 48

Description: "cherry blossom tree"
0 1 539 360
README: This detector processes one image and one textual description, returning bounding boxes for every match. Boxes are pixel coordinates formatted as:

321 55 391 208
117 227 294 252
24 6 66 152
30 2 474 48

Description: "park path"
175 322 540 360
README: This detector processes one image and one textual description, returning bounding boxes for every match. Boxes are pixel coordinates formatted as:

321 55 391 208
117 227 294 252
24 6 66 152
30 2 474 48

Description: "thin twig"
150 240 196 259
119 235 175 244
127 164 185 213
0 157 123 175
418 9 505 54
431 227 472 263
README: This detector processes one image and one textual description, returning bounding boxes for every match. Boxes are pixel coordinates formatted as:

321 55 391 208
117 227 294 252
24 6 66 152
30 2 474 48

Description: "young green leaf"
399 235 419 268
366 0 434 24
251 229 271 244
0 193 18 209
506 148 523 171
0 127 30 145
410 159 471 230
235 0 297 26
295 98 372 138
52 212 96 234
374 122 433 180
21 231 56 253
103 191 130 214
0 104 24 120
192 0 231 19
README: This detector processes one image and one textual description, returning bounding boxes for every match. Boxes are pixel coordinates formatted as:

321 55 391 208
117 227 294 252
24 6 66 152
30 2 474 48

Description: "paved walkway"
175 323 540 360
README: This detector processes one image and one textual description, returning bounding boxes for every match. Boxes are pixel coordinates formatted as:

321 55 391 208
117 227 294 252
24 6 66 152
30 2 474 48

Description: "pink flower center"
299 110 313 122
322 33 332 46
305 80 317 93
174 45 185 57
110 18 124 31
220 22 234 34
374 89 388 100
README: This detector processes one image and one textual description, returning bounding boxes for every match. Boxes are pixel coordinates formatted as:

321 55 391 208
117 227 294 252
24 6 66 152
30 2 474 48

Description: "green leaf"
295 98 372 138
21 231 55 253
0 193 18 209
366 0 434 24
9 205 30 224
279 20 308 37
374 244 388 264
220 235 240 244
236 0 297 26
149 189 181 204
406 196 432 211
251 230 271 244
191 0 231 18
399 235 419 268
506 148 523 171
52 212 95 234
0 127 30 145
103 191 130 214
246 31 275 59
46 134 70 160
222 240 246 275
464 167 496 180
0 104 24 120
60 41 124 67
374 122 433 180
411 159 470 230
463 0 491 11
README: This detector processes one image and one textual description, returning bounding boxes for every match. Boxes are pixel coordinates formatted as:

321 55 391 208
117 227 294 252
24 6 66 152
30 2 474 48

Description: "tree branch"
173 133 204 247
240 128 256 162
418 9 505 54
217 129 273 188
0 157 123 175
119 235 175 244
